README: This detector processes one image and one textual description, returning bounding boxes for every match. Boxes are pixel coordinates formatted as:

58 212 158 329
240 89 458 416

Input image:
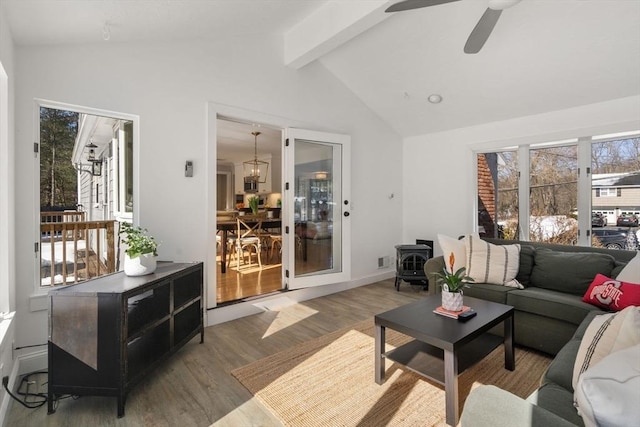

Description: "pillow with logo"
582 274 640 311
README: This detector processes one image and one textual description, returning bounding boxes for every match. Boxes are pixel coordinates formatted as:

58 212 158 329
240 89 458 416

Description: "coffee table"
374 295 514 426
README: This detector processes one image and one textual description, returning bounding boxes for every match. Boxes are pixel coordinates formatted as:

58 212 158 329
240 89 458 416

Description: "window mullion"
577 137 592 246
517 146 530 240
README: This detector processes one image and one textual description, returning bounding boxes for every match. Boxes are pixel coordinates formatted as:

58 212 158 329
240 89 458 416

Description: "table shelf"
384 333 503 385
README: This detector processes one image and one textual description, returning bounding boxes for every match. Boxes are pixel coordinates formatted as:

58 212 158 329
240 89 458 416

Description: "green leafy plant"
435 252 474 293
120 222 158 258
248 196 259 214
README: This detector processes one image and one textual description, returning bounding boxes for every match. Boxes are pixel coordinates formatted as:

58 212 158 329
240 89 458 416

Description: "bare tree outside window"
529 145 578 244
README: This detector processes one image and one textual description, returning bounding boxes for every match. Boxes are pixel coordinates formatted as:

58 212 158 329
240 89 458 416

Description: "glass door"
284 129 350 289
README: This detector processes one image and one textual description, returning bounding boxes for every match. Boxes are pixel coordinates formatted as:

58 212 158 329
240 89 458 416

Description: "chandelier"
243 131 269 184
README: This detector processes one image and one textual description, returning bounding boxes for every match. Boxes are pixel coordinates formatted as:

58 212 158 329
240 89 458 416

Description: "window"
476 151 518 239
529 145 577 245
36 100 138 288
595 188 620 197
476 131 640 249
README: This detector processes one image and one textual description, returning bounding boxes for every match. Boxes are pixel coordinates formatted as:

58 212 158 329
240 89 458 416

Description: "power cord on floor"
2 371 77 410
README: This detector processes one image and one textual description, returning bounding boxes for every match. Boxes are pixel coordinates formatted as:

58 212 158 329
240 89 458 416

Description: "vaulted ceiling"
4 0 640 146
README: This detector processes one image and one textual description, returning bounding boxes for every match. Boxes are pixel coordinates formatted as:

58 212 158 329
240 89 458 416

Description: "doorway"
215 117 284 304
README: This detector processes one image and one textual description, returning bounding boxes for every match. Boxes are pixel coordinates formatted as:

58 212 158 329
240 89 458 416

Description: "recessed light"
428 94 443 104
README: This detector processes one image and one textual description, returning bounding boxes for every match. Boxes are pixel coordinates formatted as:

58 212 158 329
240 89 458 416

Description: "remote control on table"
458 309 477 322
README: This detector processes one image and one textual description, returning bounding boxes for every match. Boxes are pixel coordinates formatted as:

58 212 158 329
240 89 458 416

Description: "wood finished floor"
5 280 428 427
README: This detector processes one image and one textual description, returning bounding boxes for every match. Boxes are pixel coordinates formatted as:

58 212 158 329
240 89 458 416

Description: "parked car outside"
592 228 637 250
616 213 639 227
591 213 606 227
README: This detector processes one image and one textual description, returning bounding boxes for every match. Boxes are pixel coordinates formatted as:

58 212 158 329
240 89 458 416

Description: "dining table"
217 217 282 273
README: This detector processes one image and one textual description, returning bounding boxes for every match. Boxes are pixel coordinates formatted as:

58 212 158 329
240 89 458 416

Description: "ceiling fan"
385 0 523 54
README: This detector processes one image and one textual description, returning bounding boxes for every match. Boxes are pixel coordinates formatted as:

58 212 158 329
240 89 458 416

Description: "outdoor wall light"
91 160 102 177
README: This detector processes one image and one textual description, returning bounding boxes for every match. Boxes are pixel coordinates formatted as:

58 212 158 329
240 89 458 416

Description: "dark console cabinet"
47 262 204 417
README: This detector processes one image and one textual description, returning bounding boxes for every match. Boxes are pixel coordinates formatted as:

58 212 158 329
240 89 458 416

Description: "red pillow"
583 274 640 311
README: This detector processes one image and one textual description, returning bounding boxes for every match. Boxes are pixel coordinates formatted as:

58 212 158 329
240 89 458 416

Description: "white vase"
441 289 464 311
124 253 157 276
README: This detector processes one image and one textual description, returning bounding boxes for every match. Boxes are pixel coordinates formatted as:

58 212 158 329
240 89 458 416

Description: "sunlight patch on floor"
253 297 318 338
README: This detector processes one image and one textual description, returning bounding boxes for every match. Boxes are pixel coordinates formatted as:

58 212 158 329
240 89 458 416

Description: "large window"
477 131 640 250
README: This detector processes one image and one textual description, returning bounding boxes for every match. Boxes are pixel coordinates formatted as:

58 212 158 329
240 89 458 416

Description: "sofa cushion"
572 306 640 390
516 245 536 287
582 273 640 311
506 287 598 326
542 338 581 391
465 234 522 288
530 249 616 295
574 344 640 427
531 382 585 427
461 283 512 304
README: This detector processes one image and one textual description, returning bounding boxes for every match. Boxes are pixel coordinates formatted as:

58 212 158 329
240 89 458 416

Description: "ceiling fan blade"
464 8 502 54
385 0 460 13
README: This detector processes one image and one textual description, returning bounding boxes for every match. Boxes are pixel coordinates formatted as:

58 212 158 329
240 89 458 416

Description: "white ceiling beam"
284 0 394 69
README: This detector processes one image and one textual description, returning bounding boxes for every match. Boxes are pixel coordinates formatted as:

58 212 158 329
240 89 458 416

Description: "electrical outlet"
2 376 8 388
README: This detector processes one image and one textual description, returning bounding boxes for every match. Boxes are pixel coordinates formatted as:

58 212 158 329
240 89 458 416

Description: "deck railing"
40 215 116 286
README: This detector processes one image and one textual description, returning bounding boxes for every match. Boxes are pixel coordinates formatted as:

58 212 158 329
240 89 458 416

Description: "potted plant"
435 252 474 311
120 222 159 276
248 196 259 215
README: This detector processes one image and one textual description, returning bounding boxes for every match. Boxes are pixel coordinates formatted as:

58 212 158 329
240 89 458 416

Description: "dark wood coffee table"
374 295 514 426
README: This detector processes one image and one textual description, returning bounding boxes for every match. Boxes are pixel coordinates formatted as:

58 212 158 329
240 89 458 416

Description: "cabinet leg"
47 392 56 414
117 395 125 418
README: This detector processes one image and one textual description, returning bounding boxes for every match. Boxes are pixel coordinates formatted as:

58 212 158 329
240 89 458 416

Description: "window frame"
33 99 140 293
474 130 640 247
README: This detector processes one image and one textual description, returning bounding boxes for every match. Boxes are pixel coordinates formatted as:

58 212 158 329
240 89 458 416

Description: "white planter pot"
124 253 157 276
441 290 464 312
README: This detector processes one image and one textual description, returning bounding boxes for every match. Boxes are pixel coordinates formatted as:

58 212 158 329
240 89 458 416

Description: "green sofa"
424 238 636 355
460 310 601 427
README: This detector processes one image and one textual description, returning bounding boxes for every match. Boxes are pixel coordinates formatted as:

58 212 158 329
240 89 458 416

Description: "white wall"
12 35 402 357
0 3 17 421
403 95 640 256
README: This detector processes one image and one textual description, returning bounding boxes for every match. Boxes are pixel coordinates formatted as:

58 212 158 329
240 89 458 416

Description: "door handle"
344 211 350 217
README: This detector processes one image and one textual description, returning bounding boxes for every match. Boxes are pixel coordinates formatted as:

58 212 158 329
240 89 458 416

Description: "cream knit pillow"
465 234 522 288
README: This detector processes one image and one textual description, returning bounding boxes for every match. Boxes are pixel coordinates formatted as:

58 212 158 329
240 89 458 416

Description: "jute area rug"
231 319 552 427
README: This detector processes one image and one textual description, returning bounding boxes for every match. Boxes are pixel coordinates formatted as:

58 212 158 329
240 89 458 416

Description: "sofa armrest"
425 256 444 294
460 385 578 427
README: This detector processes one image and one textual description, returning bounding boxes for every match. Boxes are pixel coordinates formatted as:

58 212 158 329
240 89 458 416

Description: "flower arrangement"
120 222 158 258
435 252 474 293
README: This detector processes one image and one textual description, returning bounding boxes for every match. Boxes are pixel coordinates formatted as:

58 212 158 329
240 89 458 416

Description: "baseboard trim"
206 271 395 326
0 349 48 427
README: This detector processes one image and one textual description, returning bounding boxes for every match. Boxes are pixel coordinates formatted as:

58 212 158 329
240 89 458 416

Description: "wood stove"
394 244 432 291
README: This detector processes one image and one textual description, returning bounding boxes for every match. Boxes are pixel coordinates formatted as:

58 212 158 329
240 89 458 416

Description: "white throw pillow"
572 306 640 390
464 234 522 288
616 251 640 283
437 234 468 273
574 344 640 427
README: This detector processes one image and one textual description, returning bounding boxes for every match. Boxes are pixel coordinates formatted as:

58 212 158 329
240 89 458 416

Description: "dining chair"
268 234 283 263
228 218 263 270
